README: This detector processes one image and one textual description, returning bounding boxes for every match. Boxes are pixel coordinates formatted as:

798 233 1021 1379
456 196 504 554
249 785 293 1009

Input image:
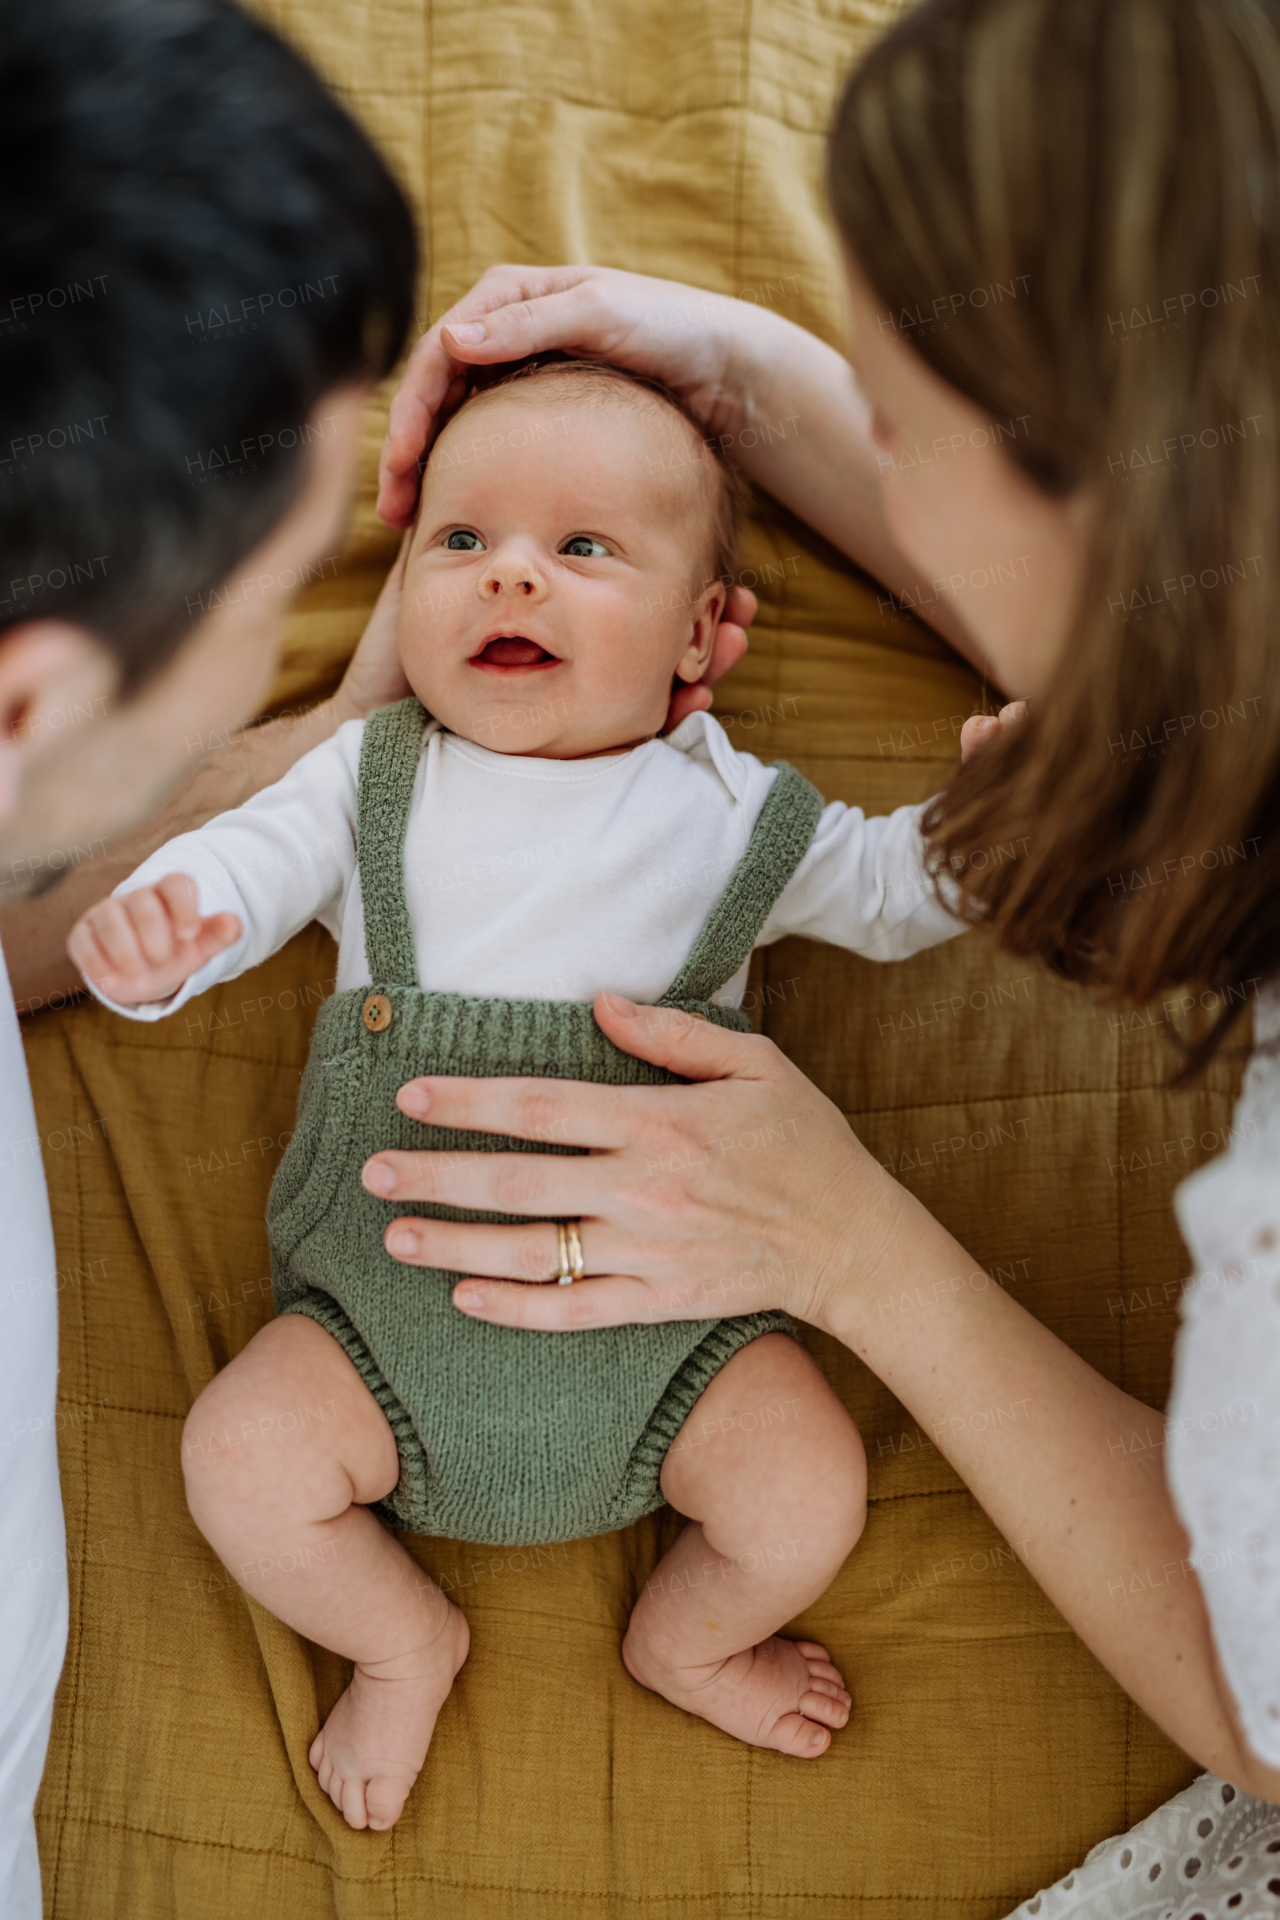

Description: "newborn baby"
69 360 964 1833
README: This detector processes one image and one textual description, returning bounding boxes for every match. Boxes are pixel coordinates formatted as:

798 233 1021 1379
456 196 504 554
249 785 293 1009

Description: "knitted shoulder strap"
658 762 824 1006
356 696 429 984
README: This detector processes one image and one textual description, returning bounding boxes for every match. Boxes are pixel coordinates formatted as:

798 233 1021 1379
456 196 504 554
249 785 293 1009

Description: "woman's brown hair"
829 0 1280 1070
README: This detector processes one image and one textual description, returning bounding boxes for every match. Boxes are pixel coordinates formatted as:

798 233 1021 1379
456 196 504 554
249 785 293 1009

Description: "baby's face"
399 387 725 758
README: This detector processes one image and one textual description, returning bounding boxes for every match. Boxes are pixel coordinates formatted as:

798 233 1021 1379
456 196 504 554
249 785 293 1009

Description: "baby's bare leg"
622 1333 865 1756
182 1313 468 1832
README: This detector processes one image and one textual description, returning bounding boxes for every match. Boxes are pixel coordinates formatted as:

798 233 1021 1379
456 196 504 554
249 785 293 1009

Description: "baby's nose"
480 558 545 600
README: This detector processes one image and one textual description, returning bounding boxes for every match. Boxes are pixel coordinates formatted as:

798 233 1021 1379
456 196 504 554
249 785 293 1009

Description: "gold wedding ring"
553 1219 585 1286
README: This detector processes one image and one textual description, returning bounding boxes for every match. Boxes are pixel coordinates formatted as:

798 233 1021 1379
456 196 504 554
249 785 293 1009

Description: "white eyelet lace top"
1005 979 1280 1920
1167 976 1280 1770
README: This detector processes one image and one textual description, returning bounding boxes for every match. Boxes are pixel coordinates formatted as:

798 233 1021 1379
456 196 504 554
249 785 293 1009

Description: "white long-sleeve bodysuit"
103 709 966 1020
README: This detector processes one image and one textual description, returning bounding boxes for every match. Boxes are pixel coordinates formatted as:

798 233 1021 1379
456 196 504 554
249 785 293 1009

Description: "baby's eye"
444 529 485 551
561 535 610 559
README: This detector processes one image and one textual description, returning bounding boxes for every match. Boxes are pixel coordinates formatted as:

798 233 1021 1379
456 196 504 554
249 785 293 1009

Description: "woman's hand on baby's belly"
362 992 897 1334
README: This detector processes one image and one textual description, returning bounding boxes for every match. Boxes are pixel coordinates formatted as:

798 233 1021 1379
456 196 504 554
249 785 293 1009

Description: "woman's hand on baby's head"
377 264 740 529
66 873 241 1006
959 700 1028 764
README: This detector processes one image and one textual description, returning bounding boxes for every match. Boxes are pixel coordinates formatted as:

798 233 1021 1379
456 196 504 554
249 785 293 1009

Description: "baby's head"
398 359 745 757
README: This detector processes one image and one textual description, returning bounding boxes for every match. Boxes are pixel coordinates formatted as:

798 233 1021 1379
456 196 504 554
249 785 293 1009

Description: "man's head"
0 0 416 878
400 361 746 758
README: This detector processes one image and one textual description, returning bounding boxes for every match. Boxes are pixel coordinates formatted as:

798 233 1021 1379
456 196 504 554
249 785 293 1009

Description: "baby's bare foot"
621 1629 850 1757
309 1600 470 1830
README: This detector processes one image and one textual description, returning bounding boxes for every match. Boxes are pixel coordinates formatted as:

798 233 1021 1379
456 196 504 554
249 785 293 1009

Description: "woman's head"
829 0 1280 1059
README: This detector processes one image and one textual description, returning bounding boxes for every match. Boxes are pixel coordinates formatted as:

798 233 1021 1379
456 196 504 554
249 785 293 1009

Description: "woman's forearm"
825 1173 1280 1800
716 306 993 674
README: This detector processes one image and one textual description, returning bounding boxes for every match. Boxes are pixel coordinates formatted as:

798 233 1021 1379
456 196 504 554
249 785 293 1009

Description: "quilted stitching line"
42 1816 1035 1904
384 86 834 137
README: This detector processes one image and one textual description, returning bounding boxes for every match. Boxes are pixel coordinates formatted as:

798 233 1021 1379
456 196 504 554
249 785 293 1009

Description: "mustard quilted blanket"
29 0 1238 1912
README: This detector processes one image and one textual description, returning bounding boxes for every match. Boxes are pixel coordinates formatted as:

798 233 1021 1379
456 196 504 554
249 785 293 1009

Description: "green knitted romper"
264 698 823 1548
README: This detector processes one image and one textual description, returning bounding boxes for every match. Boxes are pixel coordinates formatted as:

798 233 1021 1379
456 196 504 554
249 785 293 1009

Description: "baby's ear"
673 577 727 683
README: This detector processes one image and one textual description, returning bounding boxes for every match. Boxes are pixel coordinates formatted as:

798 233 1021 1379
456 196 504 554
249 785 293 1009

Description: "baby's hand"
959 700 1028 764
67 874 242 1006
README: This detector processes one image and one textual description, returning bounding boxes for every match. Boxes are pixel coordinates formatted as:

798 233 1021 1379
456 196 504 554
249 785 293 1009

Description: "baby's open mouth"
471 636 559 669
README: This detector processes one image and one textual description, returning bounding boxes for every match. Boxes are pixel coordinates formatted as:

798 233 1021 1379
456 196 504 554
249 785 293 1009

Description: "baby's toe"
804 1676 850 1706
769 1711 832 1757
804 1656 845 1688
801 1687 850 1729
366 1774 412 1831
340 1774 370 1831
310 1739 337 1803
794 1640 830 1663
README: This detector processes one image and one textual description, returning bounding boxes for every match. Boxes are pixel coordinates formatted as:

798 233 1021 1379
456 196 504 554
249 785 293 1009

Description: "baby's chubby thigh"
181 1313 401 1582
660 1333 867 1580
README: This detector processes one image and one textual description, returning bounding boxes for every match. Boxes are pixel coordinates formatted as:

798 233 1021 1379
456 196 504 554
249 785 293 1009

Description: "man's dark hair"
0 0 417 684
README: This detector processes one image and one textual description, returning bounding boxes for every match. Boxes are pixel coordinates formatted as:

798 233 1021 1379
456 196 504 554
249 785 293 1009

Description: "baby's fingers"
188 911 243 966
959 699 1030 764
154 872 202 941
959 714 1000 763
83 895 157 981
121 875 238 971
67 885 241 1004
123 885 187 968
66 913 131 995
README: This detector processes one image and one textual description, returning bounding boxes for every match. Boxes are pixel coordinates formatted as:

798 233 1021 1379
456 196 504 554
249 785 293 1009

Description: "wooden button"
362 993 393 1033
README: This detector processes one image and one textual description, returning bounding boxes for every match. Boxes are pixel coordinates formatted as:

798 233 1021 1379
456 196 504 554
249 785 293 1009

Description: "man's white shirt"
0 938 67 1920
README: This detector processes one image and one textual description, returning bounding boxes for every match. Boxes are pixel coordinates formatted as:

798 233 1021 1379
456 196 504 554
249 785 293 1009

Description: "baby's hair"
435 353 750 594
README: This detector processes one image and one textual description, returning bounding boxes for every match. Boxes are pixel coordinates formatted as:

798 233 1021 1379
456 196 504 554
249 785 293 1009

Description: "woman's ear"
673 578 728 684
